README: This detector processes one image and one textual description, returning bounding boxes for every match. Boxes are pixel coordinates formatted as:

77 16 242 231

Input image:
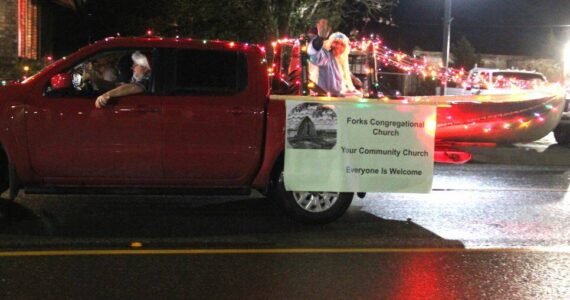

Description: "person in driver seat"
95 51 151 108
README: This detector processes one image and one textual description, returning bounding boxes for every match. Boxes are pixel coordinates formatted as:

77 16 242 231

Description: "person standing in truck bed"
308 19 360 97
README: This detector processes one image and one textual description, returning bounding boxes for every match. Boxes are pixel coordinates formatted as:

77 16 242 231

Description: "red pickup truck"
0 37 355 224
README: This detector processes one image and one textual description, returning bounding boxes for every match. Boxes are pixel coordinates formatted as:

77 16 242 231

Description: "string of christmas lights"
348 37 466 84
269 36 468 85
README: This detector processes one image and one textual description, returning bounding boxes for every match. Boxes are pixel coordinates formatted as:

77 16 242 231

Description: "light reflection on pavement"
362 133 570 249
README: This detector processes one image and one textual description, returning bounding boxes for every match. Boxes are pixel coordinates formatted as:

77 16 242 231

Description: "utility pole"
441 0 453 95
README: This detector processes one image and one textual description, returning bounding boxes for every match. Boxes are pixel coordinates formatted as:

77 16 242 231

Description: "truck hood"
0 85 5 100
0 82 21 102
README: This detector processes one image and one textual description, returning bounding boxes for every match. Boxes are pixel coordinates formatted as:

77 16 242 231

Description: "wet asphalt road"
0 134 569 298
1 250 569 299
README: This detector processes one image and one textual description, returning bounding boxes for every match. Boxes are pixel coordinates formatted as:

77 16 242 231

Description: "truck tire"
272 172 353 224
554 125 570 146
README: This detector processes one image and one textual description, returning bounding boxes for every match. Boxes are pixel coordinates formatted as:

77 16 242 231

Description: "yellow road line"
0 247 569 257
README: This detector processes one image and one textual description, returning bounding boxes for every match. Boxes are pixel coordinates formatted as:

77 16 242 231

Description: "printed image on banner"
286 102 337 150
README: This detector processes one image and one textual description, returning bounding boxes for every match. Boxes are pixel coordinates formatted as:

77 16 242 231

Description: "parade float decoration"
25 32 566 165
269 36 565 149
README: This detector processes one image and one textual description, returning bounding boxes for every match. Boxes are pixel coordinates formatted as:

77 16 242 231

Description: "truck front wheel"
272 173 353 224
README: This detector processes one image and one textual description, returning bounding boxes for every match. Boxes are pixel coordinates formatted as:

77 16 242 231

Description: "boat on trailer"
429 90 564 144
269 38 566 162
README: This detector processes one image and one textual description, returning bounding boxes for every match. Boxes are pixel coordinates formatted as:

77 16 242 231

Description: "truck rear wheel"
272 173 353 224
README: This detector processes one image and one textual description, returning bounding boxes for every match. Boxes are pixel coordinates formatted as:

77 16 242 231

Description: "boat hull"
435 92 565 143
270 90 565 144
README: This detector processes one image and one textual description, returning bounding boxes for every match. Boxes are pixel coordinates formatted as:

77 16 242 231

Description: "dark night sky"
51 1 570 59
380 0 570 57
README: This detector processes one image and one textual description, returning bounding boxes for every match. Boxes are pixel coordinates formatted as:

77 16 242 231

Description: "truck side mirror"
50 73 72 90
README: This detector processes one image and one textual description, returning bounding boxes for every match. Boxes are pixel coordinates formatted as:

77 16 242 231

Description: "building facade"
0 0 19 70
0 0 81 78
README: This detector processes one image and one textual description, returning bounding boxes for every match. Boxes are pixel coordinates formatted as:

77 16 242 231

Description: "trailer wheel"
554 124 570 146
271 172 353 224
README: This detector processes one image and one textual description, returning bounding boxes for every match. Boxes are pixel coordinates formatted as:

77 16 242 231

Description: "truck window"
53 49 153 97
173 49 247 95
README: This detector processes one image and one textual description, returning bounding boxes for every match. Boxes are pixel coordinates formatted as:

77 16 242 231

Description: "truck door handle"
227 107 244 115
137 105 160 113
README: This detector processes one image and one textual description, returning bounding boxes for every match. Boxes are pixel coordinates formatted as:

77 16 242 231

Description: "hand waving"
316 19 330 39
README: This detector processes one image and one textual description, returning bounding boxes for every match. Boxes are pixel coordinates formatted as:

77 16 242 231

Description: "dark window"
174 49 247 94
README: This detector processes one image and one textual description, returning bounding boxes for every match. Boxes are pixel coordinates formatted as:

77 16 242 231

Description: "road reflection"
391 253 454 299
458 133 570 166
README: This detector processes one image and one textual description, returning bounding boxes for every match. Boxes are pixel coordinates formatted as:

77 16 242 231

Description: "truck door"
161 47 264 185
26 49 163 180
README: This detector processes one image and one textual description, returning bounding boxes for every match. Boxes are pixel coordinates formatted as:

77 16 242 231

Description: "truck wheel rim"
292 192 339 213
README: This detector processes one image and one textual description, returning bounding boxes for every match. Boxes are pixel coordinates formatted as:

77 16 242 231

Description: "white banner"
284 100 436 193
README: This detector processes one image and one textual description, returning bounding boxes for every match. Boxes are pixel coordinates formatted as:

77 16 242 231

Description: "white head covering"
324 32 356 94
132 51 151 70
324 32 351 56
